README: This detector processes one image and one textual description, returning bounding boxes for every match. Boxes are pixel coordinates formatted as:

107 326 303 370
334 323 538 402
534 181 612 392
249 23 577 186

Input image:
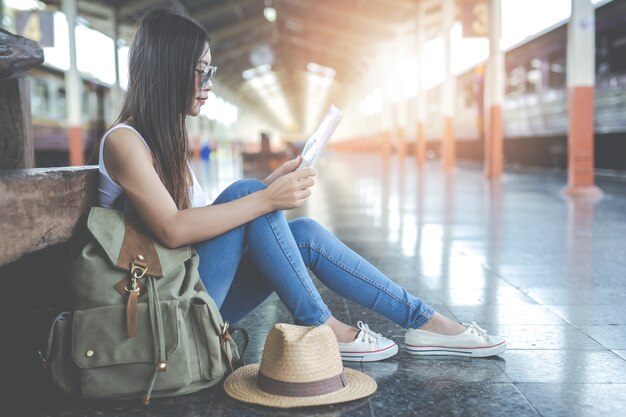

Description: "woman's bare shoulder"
103 126 153 183
105 125 151 156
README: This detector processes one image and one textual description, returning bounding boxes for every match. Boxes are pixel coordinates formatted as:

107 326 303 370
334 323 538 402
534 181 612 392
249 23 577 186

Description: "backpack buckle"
130 261 148 279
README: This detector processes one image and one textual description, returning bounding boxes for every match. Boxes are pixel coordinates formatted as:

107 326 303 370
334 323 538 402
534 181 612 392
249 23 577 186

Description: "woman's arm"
104 128 315 248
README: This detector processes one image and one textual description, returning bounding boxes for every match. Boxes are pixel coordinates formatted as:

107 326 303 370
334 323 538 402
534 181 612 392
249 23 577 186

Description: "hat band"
257 371 348 397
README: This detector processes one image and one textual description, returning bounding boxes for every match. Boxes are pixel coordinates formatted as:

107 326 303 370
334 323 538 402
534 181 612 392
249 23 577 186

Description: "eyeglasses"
196 65 217 88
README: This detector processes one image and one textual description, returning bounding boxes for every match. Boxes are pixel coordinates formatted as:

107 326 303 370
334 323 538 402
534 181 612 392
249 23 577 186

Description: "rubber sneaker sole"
341 342 399 362
405 340 506 357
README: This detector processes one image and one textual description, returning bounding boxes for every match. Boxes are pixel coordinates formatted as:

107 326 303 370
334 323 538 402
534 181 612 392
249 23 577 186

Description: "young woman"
99 10 506 362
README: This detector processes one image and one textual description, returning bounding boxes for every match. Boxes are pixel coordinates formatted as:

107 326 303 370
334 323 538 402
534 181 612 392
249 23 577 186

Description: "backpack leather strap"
115 214 163 277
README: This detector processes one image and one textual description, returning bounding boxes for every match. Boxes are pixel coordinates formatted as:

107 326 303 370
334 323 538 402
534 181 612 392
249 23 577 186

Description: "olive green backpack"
40 207 247 404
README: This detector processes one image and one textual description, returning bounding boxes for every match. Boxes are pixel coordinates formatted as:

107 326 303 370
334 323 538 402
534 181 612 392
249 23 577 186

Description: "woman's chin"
187 107 201 117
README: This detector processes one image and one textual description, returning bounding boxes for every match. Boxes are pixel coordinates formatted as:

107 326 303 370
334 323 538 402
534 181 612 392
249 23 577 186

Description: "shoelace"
357 321 382 344
464 321 492 344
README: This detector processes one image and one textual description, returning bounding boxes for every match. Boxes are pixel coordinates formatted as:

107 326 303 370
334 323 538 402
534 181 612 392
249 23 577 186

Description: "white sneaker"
338 321 399 362
405 321 506 357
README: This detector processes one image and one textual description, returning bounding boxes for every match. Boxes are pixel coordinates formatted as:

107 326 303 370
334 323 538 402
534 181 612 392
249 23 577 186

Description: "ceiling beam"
273 0 303 129
119 0 165 17
285 36 366 69
76 0 111 20
283 15 377 47
215 34 355 80
285 30 375 61
209 15 271 42
280 0 397 36
369 0 418 11
192 0 255 22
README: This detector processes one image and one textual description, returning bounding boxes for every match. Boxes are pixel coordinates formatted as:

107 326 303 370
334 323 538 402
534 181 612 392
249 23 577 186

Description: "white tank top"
98 123 208 211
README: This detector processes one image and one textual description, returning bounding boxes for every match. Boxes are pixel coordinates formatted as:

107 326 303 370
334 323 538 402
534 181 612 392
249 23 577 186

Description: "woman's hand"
262 167 316 210
262 156 302 185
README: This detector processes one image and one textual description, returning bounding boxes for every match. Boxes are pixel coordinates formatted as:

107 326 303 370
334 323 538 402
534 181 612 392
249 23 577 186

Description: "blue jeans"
194 179 435 329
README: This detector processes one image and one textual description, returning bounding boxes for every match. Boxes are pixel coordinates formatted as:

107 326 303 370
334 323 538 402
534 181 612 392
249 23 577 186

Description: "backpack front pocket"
71 301 191 399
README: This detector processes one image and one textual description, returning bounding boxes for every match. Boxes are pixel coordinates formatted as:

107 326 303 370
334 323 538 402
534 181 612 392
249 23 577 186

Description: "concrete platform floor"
27 153 626 416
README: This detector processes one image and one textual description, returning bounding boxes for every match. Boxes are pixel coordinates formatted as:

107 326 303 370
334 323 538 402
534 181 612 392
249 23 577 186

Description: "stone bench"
0 166 98 265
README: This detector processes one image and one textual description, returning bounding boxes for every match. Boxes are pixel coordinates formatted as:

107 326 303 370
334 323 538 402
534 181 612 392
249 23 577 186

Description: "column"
394 33 407 158
484 0 504 179
563 0 601 196
379 50 393 156
63 0 83 166
111 6 122 112
415 2 427 167
441 0 455 171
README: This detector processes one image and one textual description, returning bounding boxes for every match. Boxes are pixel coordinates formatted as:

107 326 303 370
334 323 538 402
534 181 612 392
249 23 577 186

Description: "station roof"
39 0 448 131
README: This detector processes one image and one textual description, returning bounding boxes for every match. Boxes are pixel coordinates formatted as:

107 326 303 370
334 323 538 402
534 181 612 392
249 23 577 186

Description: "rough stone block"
0 166 98 265
0 78 34 169
0 28 44 79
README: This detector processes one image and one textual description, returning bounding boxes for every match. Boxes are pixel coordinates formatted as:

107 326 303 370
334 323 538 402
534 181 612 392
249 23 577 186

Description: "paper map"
298 105 343 170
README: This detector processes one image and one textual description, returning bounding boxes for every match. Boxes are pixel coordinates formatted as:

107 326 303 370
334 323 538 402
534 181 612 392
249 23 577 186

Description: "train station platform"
20 152 625 417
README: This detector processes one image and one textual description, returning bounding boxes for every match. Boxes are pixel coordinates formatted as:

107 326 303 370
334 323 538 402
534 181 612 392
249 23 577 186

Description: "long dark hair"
114 9 209 210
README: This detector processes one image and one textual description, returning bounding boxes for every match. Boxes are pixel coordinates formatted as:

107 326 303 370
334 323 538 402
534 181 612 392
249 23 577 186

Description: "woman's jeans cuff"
295 309 332 327
409 304 436 329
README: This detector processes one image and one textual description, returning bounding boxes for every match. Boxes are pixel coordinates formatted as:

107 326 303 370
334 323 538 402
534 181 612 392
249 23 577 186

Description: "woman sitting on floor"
98 9 506 362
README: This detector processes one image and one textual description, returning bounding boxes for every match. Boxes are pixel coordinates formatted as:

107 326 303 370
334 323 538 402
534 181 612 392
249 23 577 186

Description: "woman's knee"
289 217 325 241
213 178 267 204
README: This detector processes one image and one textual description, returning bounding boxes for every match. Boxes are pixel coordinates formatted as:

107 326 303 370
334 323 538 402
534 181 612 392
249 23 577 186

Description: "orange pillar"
442 117 455 171
416 122 426 166
441 0 455 171
415 1 427 168
68 127 84 166
562 0 602 197
565 87 597 193
485 106 503 177
397 127 406 158
383 130 393 155
484 0 504 179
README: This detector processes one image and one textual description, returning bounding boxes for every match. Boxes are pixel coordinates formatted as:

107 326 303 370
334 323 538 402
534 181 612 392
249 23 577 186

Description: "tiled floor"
25 153 626 416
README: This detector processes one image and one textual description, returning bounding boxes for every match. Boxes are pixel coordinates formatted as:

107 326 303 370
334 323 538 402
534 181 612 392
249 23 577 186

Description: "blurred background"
1 0 624 174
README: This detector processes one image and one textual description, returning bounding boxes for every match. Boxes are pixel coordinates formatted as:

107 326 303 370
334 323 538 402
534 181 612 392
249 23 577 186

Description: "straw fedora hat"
223 323 377 408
